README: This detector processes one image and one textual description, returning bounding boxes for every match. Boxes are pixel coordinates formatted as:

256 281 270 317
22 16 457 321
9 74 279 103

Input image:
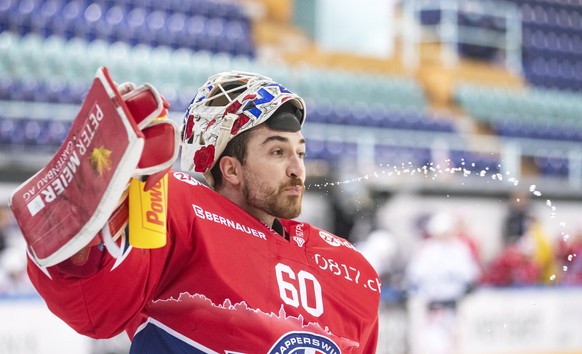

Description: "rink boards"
1 287 582 354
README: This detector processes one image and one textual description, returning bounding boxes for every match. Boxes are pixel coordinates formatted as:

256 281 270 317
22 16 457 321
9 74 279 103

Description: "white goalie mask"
180 71 306 187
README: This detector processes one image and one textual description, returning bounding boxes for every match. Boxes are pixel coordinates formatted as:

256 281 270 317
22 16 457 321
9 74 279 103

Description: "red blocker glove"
9 66 179 267
119 81 178 189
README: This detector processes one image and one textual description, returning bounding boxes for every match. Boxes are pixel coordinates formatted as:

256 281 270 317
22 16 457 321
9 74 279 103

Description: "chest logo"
268 332 341 354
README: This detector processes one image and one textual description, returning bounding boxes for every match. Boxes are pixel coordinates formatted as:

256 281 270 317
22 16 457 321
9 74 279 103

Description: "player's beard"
242 171 304 219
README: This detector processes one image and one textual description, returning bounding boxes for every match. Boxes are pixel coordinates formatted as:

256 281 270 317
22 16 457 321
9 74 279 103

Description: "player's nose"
287 153 305 180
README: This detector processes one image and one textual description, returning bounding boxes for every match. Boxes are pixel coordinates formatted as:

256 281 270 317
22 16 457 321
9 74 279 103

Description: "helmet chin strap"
214 113 238 160
206 112 239 187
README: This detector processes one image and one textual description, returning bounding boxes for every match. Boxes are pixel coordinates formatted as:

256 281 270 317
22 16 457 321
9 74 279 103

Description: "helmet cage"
180 71 306 187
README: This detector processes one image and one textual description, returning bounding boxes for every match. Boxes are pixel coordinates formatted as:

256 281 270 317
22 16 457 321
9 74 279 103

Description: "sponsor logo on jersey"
192 204 267 240
173 171 202 186
318 231 355 249
268 332 340 354
293 237 305 247
293 224 305 247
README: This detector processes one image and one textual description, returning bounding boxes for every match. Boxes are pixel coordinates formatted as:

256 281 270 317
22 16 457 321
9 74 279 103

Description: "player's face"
241 125 306 220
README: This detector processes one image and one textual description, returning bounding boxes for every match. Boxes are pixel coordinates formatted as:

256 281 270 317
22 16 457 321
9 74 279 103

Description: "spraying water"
307 158 577 282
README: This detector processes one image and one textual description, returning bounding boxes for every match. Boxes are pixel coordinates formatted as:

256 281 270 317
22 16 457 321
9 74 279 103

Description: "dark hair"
210 128 253 188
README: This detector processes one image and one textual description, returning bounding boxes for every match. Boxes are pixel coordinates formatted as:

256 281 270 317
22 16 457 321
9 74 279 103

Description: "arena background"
1 0 582 353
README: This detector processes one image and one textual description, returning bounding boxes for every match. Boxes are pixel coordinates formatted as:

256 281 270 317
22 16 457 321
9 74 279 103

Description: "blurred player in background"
405 210 481 354
18 71 380 353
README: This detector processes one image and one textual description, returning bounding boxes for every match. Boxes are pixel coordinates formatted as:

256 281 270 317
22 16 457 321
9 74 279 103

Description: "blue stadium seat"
364 104 389 128
205 17 226 49
329 101 352 125
0 116 16 146
167 12 187 48
309 104 333 124
147 10 168 46
126 7 147 44
105 4 127 27
62 1 84 35
305 139 326 160
191 0 214 18
419 9 441 26
68 81 89 104
32 0 60 36
9 78 33 101
534 154 569 177
349 102 370 127
466 152 501 173
45 77 68 103
186 15 208 50
324 141 358 161
0 76 15 100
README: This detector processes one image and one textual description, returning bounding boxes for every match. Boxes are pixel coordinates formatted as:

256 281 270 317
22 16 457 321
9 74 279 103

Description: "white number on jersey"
275 263 324 317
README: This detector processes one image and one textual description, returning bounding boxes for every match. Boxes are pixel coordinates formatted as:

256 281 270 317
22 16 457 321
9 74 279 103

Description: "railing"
401 0 523 74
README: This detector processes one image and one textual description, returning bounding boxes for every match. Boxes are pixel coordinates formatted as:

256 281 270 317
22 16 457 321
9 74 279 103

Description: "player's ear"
219 156 242 186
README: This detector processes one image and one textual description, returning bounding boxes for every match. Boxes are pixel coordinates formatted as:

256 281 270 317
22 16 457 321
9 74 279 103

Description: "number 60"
275 263 324 317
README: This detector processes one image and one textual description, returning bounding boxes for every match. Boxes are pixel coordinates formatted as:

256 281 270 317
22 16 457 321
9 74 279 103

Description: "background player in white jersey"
12 70 381 353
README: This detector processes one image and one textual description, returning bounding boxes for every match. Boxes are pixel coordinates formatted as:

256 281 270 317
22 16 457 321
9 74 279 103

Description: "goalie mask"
181 71 306 187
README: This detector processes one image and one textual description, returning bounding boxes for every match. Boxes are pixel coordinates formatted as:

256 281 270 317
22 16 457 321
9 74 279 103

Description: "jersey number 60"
275 263 324 317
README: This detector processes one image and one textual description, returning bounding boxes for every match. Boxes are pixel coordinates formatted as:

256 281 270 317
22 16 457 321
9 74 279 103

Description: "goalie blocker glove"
9 67 180 268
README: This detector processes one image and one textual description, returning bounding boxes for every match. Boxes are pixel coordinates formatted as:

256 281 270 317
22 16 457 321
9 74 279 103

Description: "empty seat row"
308 102 455 132
455 83 582 126
516 1 582 91
492 120 582 142
0 76 88 104
523 28 582 59
0 0 254 56
0 0 248 20
0 32 430 113
520 2 582 31
0 74 446 132
0 116 70 148
294 68 428 112
287 130 568 178
523 59 582 91
0 115 446 169
0 0 247 22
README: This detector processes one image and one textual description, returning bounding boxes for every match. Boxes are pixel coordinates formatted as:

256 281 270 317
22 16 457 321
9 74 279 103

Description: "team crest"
268 332 340 354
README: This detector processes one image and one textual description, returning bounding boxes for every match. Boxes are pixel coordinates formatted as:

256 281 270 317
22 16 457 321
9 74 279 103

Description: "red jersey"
28 171 380 353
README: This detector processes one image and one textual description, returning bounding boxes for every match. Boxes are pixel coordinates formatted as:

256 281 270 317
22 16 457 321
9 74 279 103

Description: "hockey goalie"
9 67 380 354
